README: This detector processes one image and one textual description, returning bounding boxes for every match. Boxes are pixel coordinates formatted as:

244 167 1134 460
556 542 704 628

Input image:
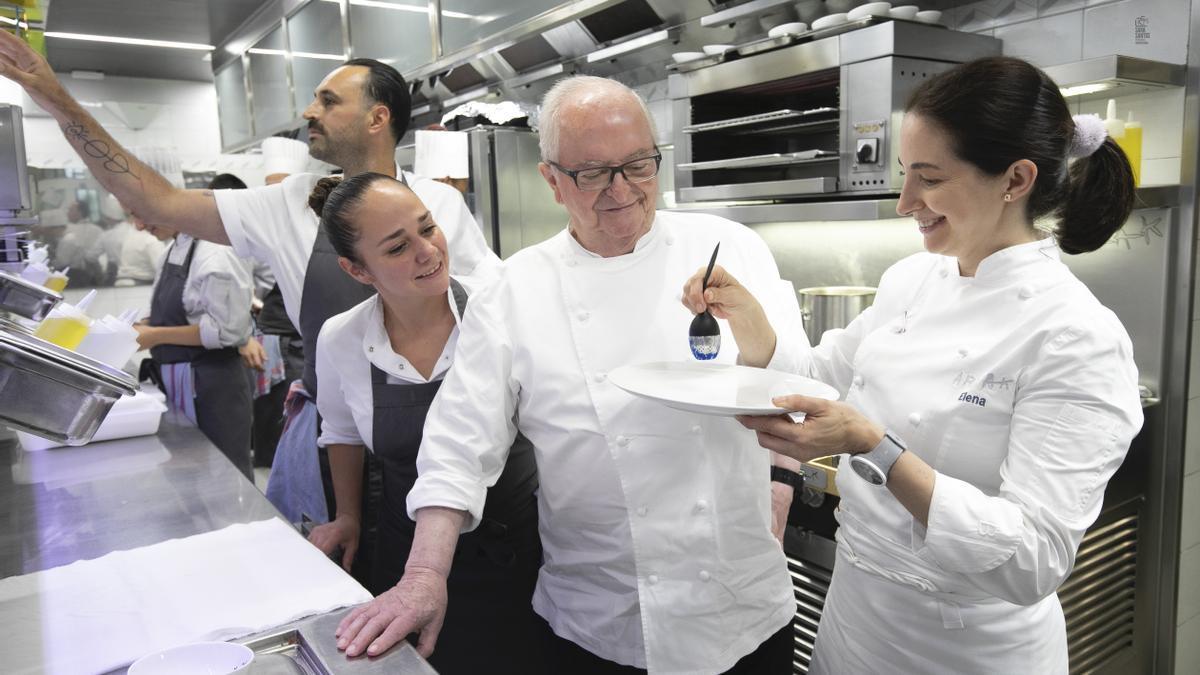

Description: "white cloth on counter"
408 211 806 673
315 277 480 449
0 518 371 675
154 233 254 350
213 164 500 331
773 239 1142 672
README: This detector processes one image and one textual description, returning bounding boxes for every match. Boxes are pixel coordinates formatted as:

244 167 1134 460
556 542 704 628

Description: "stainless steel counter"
0 410 435 674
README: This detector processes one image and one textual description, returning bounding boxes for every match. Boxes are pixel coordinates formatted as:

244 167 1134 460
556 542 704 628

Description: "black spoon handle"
702 242 720 291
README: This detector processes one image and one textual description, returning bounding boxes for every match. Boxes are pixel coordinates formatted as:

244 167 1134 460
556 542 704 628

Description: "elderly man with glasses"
332 75 810 675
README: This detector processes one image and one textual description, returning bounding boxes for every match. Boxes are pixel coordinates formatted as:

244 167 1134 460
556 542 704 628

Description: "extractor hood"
1045 55 1185 101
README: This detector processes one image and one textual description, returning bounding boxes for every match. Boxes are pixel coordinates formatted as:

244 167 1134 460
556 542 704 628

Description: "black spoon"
689 242 721 360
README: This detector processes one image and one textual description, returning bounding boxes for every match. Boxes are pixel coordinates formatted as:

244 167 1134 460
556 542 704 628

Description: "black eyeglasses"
548 152 663 191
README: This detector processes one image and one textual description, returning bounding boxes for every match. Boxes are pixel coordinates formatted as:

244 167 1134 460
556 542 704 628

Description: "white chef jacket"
116 227 165 284
774 239 1142 672
213 165 499 331
155 233 254 349
409 211 805 674
315 277 480 449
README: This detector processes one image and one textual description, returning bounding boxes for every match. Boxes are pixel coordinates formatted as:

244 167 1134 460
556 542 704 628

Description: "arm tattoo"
63 121 139 179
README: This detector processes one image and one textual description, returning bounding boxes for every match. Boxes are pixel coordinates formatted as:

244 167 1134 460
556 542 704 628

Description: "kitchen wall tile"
995 0 1039 28
995 11 1083 67
1141 158 1180 187
1182 473 1200 551
953 0 1000 32
1083 0 1189 64
1038 0 1086 17
1179 544 1200 625
1178 613 1200 673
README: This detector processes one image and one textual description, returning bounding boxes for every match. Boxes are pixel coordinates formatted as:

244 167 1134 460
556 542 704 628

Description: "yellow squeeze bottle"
1118 112 1143 187
44 272 69 293
33 289 95 350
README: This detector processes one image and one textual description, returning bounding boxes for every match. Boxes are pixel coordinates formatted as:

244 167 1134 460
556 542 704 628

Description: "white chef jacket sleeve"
314 318 364 448
186 244 254 350
412 176 501 282
920 318 1143 606
407 280 519 532
212 180 292 262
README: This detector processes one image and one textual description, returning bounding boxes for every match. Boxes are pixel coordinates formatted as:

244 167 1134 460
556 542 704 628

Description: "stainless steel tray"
0 328 137 444
0 269 61 321
242 628 326 674
677 150 838 171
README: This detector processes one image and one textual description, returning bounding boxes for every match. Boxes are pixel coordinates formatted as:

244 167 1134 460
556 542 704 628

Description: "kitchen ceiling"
44 0 271 82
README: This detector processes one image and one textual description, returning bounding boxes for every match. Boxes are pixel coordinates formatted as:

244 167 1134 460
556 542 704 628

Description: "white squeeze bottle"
1103 99 1126 142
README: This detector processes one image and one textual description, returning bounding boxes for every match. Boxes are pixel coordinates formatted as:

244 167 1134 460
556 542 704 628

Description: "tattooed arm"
0 30 230 244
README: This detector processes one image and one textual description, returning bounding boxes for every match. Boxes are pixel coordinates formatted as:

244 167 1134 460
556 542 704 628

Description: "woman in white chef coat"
303 173 545 673
683 56 1143 673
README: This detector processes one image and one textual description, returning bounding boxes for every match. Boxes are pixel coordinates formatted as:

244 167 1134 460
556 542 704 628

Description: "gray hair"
537 75 659 162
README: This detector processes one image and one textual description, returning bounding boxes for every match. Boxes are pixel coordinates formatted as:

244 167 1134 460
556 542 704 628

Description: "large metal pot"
797 286 877 341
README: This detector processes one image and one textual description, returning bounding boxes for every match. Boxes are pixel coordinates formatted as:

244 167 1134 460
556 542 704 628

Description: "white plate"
915 9 942 23
702 44 735 56
768 22 808 38
128 642 254 675
811 13 850 30
671 51 706 64
608 361 838 416
890 4 919 19
847 2 893 20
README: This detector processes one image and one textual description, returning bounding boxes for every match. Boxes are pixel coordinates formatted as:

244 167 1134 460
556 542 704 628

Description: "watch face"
850 455 886 486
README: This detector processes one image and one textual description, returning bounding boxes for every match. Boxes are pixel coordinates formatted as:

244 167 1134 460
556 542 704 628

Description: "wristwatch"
849 430 907 486
770 465 804 490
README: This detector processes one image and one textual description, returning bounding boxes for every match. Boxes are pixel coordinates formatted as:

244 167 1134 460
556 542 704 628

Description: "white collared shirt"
408 211 806 673
771 239 1142 669
314 277 478 449
156 233 254 349
214 165 500 332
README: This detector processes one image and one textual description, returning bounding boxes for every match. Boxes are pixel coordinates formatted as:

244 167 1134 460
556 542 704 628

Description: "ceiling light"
44 32 214 51
0 16 29 29
1058 82 1114 98
320 0 478 20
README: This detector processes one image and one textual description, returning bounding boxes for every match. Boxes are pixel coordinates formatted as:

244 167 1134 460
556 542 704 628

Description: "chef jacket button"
665 235 675 246
690 425 702 435
908 412 922 427
593 372 607 383
1019 285 1035 299
577 311 590 322
617 435 630 447
698 570 711 582
958 347 969 358
694 499 709 513
367 346 374 353
939 268 949 278
398 363 405 370
852 375 864 388
636 506 648 517
891 325 904 334
647 574 659 585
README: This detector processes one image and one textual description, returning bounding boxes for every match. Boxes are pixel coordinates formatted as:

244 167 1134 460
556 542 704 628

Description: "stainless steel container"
798 286 876 341
0 328 137 445
0 270 61 321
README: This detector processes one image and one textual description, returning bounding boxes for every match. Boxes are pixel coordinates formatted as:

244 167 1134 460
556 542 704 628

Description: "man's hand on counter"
335 566 448 659
307 514 359 572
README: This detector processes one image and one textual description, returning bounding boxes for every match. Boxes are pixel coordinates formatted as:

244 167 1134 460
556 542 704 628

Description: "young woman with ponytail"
302 173 546 673
682 56 1143 673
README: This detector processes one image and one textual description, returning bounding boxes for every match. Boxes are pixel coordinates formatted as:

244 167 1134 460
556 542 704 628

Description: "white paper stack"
0 518 371 675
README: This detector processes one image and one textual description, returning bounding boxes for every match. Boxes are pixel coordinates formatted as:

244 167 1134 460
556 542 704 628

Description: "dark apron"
251 283 303 468
150 238 253 479
368 282 544 674
298 222 380 587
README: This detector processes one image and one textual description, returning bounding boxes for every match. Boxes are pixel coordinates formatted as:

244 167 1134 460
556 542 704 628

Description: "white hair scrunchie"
1068 114 1107 158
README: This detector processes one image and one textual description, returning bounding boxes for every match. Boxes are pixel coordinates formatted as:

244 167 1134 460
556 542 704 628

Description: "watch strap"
770 465 804 489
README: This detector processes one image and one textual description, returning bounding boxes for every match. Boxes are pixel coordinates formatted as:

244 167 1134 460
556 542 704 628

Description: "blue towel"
264 382 327 524
160 362 198 425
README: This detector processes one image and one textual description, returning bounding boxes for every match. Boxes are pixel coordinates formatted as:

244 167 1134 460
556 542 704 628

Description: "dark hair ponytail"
306 172 397 263
907 56 1135 254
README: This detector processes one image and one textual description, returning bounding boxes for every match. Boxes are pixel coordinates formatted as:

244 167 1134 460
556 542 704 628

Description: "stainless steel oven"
668 20 1000 203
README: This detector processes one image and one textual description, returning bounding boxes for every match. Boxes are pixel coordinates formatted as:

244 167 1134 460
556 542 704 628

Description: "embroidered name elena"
957 392 987 407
